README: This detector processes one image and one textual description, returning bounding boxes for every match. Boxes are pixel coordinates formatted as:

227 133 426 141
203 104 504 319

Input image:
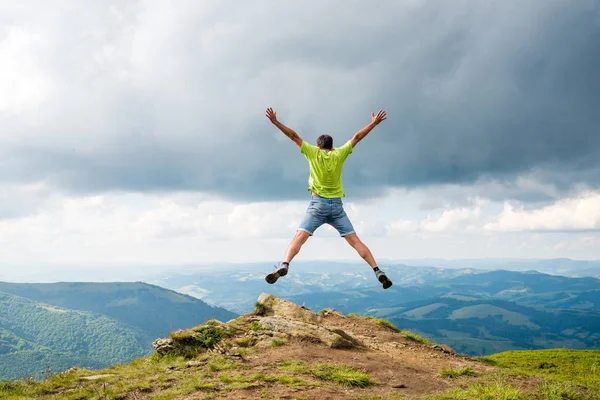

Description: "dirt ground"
182 311 526 400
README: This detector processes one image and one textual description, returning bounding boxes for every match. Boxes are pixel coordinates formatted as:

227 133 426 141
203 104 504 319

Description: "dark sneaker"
265 264 288 284
375 270 393 289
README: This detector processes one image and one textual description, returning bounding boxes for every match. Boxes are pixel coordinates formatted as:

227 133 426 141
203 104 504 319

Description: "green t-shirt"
300 140 353 198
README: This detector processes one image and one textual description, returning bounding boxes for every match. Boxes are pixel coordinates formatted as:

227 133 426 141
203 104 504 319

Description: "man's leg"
343 233 377 268
266 230 311 284
283 230 311 263
266 198 324 285
344 233 392 289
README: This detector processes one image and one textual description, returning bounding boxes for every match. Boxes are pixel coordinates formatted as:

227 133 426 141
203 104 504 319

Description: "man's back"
300 140 353 198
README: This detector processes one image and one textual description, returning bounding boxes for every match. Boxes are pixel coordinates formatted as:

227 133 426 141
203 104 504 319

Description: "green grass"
277 360 375 388
427 382 527 400
206 356 241 372
277 360 310 374
310 363 375 387
481 349 600 389
352 315 402 333
348 314 434 344
277 375 309 387
0 355 200 400
233 336 256 348
271 338 287 348
247 321 262 333
400 330 433 345
428 378 600 400
440 366 477 378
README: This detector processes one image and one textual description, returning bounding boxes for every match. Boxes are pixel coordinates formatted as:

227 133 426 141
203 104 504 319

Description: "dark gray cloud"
2 0 599 201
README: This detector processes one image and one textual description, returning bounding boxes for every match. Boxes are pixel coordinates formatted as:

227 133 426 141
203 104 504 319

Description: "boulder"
256 293 319 324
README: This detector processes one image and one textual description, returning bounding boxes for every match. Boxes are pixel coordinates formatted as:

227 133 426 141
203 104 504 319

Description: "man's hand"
371 110 387 126
350 109 387 148
266 107 302 148
266 107 278 124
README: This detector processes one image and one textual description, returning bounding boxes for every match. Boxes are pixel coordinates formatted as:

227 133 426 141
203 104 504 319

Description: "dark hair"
316 134 333 150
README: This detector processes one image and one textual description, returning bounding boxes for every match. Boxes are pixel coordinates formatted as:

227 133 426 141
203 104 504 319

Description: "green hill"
481 348 600 389
0 282 237 340
0 282 238 382
0 291 149 381
370 298 600 355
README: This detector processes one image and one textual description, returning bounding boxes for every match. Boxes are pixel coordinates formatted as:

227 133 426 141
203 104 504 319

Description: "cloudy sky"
1 0 599 272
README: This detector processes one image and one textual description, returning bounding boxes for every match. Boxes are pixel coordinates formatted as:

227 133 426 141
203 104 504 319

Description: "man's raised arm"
266 107 302 148
350 110 387 148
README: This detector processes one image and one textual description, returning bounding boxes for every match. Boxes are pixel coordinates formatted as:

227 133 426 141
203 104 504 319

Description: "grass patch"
234 336 256 348
311 363 375 387
277 375 309 387
206 356 241 373
271 338 287 348
247 321 262 333
0 355 209 400
400 330 433 345
427 382 526 400
354 394 406 400
375 319 401 333
440 366 476 378
485 349 600 389
277 360 310 374
351 315 402 333
349 313 434 345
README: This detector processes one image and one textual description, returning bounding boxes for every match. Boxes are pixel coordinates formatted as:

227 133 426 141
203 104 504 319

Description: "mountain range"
150 263 600 355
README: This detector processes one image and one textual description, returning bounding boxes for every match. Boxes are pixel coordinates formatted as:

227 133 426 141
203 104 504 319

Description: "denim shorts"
298 193 355 237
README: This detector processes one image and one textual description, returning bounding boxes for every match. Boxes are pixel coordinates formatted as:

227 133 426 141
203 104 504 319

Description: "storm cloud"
2 0 599 201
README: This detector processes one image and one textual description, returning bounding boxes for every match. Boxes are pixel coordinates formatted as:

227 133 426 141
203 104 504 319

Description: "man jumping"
264 107 393 290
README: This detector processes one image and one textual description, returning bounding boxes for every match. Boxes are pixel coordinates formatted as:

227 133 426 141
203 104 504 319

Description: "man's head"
316 134 333 150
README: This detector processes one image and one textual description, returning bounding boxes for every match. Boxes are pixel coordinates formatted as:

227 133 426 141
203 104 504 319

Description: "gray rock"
152 338 174 355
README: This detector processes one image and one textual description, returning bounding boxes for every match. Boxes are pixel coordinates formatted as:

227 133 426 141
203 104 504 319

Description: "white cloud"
0 26 51 114
485 191 600 232
386 199 485 234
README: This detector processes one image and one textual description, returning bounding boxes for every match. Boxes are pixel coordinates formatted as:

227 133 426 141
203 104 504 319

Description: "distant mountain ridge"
151 264 600 355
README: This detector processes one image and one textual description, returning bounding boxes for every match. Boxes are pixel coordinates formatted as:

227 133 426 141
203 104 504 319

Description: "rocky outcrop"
252 293 363 349
152 293 363 358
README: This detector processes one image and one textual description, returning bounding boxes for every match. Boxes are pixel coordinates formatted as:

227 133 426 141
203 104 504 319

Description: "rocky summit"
3 293 597 400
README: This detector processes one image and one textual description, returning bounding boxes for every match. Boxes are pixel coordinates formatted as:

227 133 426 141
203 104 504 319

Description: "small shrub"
271 339 286 348
170 325 222 350
440 366 476 378
255 297 275 316
255 302 268 316
197 326 223 348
